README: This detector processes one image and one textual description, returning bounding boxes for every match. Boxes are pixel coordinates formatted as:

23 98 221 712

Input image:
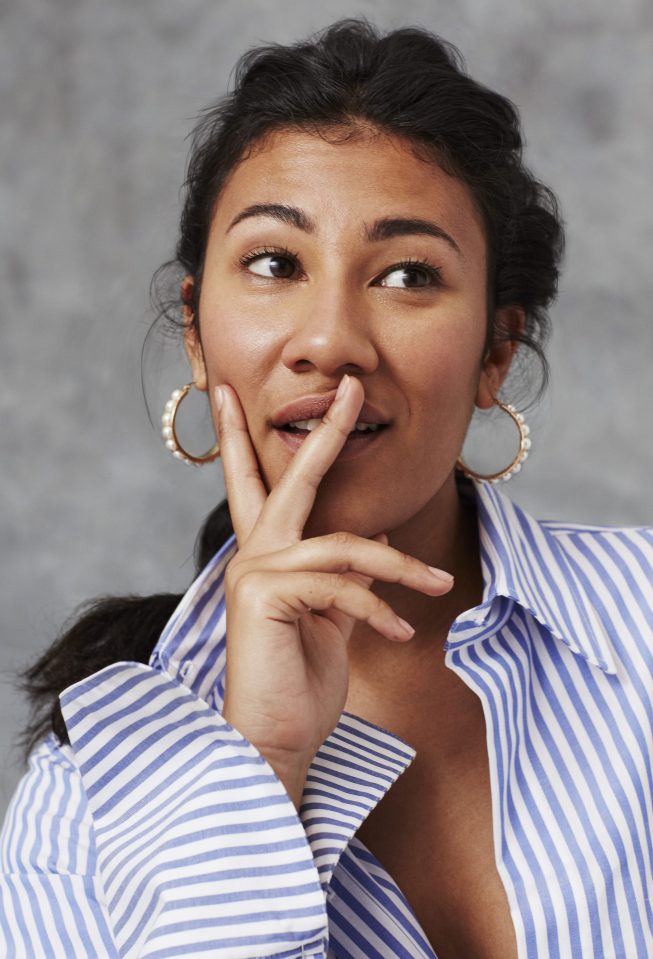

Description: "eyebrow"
227 203 315 235
366 216 462 256
226 203 462 256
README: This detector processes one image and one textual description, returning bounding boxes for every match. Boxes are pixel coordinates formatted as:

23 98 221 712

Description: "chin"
302 496 385 541
302 481 413 542
301 468 454 543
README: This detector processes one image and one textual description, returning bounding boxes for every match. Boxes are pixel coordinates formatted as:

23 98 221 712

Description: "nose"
280 287 380 377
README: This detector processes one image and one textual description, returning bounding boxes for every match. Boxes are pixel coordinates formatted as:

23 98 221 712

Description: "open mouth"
279 419 388 437
274 420 389 460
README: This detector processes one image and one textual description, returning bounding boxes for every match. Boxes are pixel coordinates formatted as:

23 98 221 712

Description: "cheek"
398 319 483 419
198 309 277 389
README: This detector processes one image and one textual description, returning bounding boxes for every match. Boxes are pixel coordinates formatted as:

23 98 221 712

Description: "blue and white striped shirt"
1 479 652 958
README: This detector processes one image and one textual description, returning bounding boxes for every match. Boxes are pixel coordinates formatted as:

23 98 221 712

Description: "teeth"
287 419 380 432
289 418 322 431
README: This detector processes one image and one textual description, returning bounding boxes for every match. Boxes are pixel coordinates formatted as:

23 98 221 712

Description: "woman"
2 17 651 959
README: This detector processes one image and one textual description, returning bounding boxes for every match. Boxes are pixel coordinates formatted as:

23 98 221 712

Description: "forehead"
210 127 486 259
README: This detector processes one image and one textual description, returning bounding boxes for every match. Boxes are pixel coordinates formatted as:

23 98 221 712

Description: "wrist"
253 745 310 810
222 707 311 809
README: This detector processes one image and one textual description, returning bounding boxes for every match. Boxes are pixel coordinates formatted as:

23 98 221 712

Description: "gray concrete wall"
2 0 652 819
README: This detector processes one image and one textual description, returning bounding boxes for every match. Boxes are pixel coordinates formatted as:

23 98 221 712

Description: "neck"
353 471 483 647
346 472 485 748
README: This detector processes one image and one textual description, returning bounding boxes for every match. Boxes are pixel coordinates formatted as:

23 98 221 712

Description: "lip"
275 423 387 460
270 390 391 428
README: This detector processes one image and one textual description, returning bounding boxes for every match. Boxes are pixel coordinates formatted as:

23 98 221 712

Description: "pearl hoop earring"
161 384 220 466
456 401 531 483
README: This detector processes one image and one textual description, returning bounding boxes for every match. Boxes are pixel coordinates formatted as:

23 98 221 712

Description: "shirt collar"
464 478 617 674
150 476 616 696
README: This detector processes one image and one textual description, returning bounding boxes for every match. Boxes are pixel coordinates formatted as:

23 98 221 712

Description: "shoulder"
0 733 97 875
475 478 652 624
542 518 653 662
476 479 652 674
541 518 653 582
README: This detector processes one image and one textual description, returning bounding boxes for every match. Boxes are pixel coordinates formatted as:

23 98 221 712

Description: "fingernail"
334 374 350 404
427 566 454 584
214 386 224 411
396 617 415 638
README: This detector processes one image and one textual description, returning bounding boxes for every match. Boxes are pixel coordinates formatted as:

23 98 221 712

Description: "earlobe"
184 326 208 392
474 306 525 410
181 275 208 392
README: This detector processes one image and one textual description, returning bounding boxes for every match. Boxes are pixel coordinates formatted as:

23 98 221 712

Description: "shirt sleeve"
11 663 328 959
0 734 121 957
2 661 328 959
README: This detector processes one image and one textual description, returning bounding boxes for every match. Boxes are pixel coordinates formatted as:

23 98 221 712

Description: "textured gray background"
1 0 652 820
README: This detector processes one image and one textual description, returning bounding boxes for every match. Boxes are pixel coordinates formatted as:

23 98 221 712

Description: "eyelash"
238 245 444 288
389 256 443 287
239 245 300 269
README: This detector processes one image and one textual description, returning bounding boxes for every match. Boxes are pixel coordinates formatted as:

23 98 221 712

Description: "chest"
353 744 518 959
340 625 652 956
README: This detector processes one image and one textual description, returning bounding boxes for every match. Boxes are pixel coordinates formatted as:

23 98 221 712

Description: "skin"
183 125 524 801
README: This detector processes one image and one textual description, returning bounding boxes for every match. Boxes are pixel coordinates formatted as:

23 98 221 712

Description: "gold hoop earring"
456 401 531 483
161 384 220 466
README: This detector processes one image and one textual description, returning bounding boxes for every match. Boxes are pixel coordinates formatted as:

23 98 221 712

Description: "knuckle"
393 548 420 583
323 531 356 574
402 550 420 573
317 572 346 607
330 530 355 552
225 554 249 584
223 559 240 592
217 415 232 439
323 571 344 594
371 593 388 616
231 567 266 602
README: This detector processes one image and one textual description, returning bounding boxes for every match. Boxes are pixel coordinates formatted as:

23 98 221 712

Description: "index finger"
253 374 365 546
214 383 268 544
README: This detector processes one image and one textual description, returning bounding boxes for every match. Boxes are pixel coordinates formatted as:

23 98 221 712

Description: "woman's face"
185 127 518 539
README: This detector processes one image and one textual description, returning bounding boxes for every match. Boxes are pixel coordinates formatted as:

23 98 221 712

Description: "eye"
239 246 300 279
378 258 443 289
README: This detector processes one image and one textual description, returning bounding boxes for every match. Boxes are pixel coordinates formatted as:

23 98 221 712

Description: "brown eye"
378 258 443 289
240 247 299 279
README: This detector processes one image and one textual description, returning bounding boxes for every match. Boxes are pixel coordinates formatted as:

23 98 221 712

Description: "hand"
215 374 454 808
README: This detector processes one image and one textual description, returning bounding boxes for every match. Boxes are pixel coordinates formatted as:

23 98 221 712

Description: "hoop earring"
161 384 220 466
456 401 531 483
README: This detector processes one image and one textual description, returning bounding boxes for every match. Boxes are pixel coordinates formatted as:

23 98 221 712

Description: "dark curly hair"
15 17 564 763
152 16 563 386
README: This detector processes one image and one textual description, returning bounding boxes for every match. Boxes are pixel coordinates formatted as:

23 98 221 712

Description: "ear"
475 306 525 410
181 275 208 392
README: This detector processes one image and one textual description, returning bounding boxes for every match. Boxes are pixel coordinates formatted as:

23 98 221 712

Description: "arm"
1 663 329 959
0 734 121 958
63 660 327 958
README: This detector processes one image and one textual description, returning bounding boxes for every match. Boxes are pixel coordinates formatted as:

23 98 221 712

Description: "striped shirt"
1 478 652 958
